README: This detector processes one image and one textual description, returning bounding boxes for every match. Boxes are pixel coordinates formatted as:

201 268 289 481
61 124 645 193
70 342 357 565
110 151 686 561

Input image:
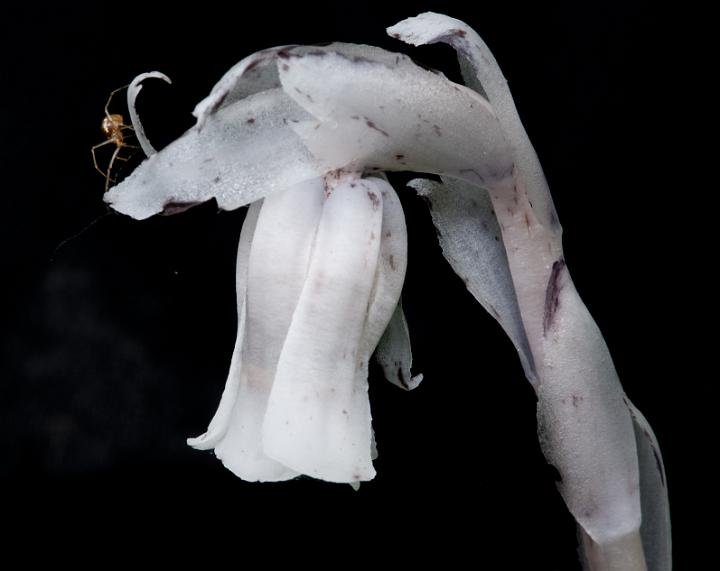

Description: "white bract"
105 12 669 570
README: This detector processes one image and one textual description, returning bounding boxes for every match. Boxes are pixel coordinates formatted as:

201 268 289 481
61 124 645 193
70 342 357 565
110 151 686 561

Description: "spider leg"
91 139 115 178
105 142 144 191
105 145 124 192
104 84 129 119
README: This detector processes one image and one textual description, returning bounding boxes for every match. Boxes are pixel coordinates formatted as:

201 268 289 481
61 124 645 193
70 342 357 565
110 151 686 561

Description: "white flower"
186 174 411 484
107 40 514 485
105 12 669 569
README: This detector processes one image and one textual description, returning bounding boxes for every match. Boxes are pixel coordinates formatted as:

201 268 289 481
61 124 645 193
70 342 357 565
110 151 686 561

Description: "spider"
91 86 140 192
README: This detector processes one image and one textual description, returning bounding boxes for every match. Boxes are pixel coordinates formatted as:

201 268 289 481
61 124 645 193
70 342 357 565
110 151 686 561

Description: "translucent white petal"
108 42 513 222
105 88 319 220
262 178 384 483
364 179 419 391
536 276 641 545
213 178 325 482
408 177 536 384
626 400 672 571
193 46 293 128
353 177 410 459
127 71 172 157
187 200 262 450
374 302 422 391
276 48 513 185
193 43 409 128
361 177 408 356
387 12 560 231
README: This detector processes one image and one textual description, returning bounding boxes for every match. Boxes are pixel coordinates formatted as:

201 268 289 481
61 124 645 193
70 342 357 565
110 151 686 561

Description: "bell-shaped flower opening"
188 175 407 483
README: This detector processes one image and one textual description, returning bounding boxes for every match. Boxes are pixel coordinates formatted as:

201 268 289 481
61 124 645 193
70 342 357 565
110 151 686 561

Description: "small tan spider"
91 86 140 192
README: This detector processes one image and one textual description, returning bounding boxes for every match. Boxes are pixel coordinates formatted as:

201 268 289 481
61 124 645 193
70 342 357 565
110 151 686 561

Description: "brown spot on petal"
367 191 380 210
293 86 313 102
208 92 228 115
277 48 300 60
365 117 389 137
160 201 202 216
543 258 566 335
245 59 262 72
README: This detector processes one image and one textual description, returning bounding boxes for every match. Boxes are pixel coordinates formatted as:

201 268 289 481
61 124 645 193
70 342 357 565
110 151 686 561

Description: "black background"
1 1 704 568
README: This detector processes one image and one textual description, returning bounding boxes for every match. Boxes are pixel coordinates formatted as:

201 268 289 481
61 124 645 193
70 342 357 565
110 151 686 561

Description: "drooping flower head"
107 37 528 485
104 12 669 570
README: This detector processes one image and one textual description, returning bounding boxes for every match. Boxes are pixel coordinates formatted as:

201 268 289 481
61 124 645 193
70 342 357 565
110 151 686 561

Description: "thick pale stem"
486 175 561 361
489 176 645 568
581 529 648 571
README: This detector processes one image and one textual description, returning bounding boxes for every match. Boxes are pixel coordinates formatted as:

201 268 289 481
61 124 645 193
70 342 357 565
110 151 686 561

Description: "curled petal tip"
386 12 454 45
127 71 172 157
187 433 213 450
